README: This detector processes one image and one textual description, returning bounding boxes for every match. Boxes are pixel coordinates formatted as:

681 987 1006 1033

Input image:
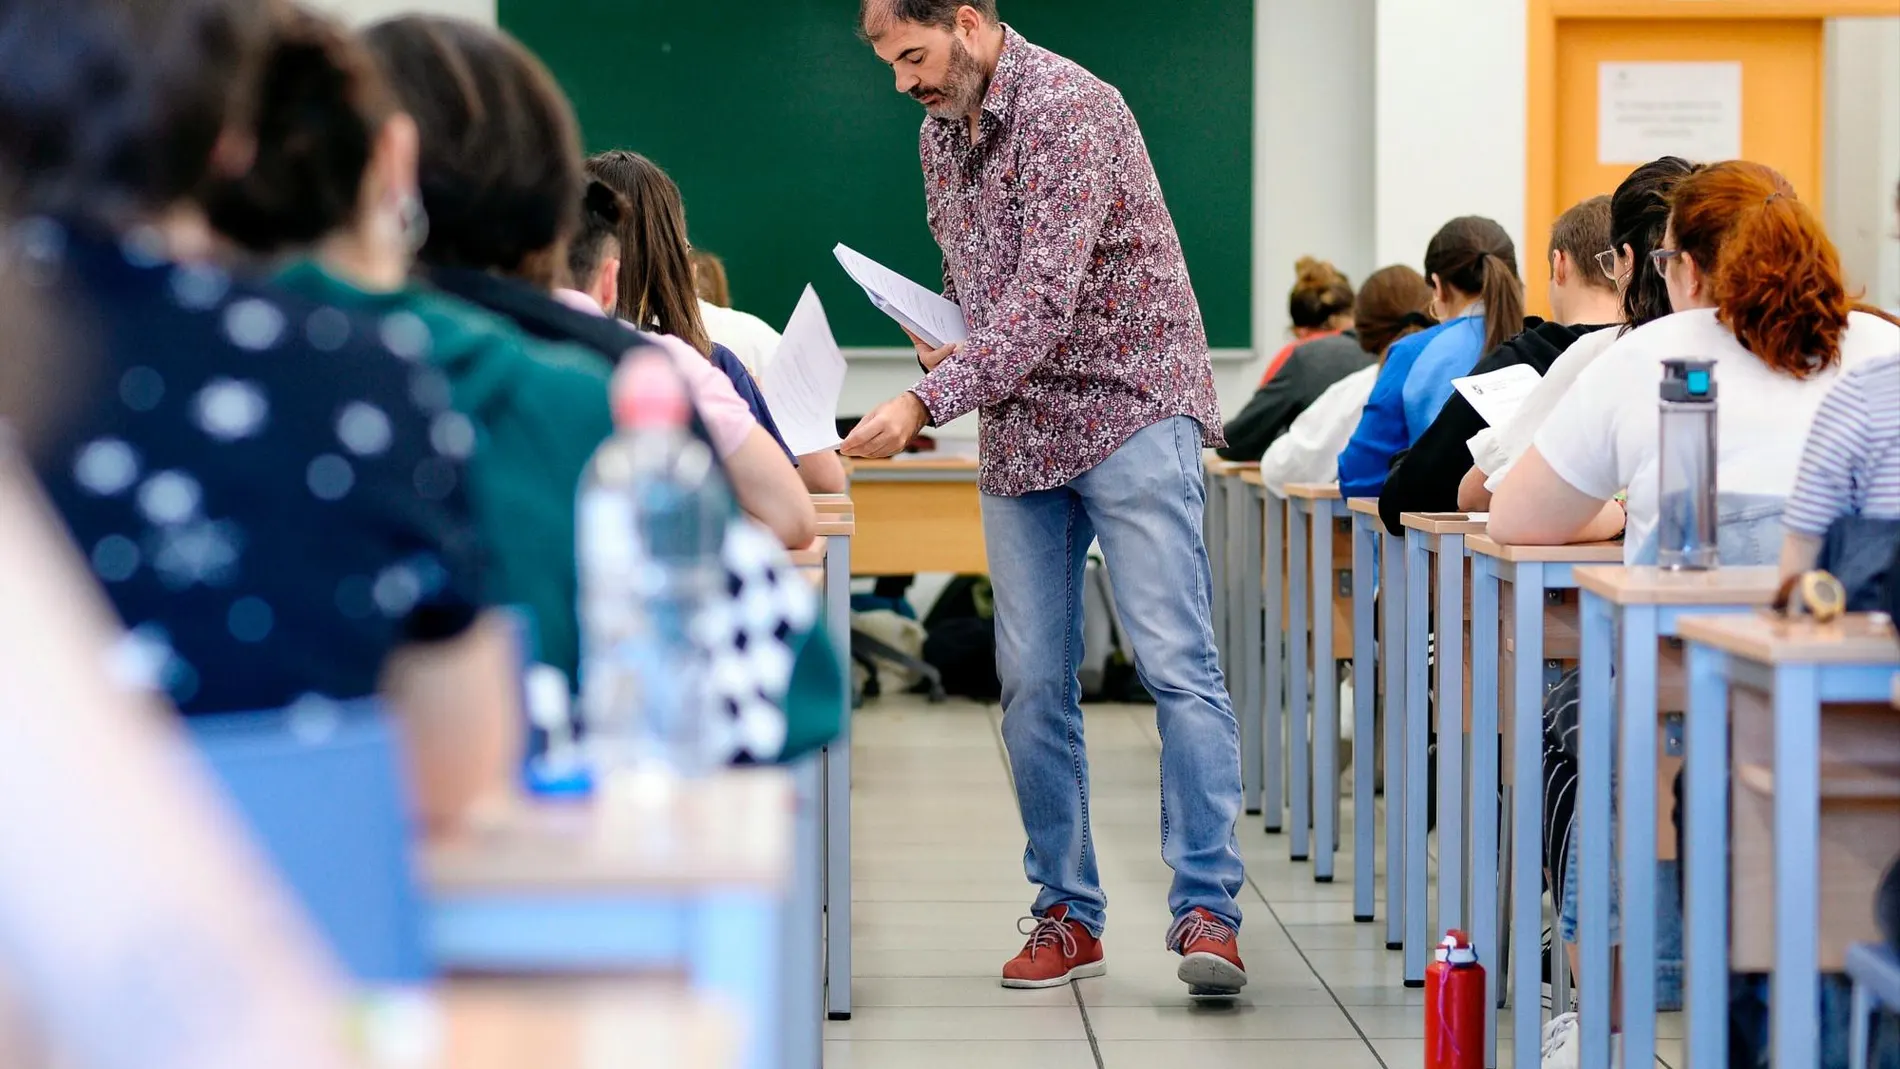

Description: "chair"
185 697 432 983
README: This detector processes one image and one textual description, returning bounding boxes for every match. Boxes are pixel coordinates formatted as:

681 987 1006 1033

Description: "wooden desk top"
1346 497 1380 517
847 455 980 479
1399 511 1489 536
1465 534 1624 563
1240 468 1266 487
385 979 737 1069
789 538 826 569
1206 458 1258 477
1283 482 1341 501
1574 565 1780 606
810 494 853 515
1676 612 1900 667
425 771 793 895
813 516 855 538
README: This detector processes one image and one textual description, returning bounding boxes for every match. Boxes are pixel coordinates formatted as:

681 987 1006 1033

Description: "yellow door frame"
1525 0 1897 314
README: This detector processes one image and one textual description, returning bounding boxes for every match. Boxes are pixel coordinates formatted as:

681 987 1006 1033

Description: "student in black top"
1377 195 1623 534
1219 266 1430 462
0 0 519 830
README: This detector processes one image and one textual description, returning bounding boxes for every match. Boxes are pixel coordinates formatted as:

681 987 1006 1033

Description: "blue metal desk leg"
1403 529 1431 984
1352 516 1378 921
1577 592 1614 1069
1288 500 1312 862
1687 645 1732 1069
1509 563 1548 1069
1435 534 1466 938
1264 494 1286 833
1383 529 1408 949
1240 485 1264 816
786 756 824 1069
1226 477 1250 749
698 890 785 1069
1468 557 1501 1065
1684 642 1729 1069
1617 604 1660 1069
824 537 853 1019
1772 665 1823 1069
1313 504 1338 881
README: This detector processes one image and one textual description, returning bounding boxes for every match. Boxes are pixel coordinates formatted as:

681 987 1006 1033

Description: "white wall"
1253 0 1377 397
1373 0 1528 271
1826 18 1900 312
304 0 493 26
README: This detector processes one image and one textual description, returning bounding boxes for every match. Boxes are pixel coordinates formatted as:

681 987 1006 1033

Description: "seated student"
1463 158 1699 509
1490 162 1900 1064
202 7 630 697
1779 352 1900 583
1335 216 1523 499
1376 195 1621 531
1260 266 1434 493
358 16 816 549
1254 256 1357 388
0 0 517 832
1218 258 1370 461
583 149 849 495
691 248 785 381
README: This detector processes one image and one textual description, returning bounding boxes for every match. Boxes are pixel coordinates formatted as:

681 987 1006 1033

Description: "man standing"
841 0 1247 995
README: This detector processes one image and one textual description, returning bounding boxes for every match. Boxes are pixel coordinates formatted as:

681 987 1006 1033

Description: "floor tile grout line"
1137 704 1392 1069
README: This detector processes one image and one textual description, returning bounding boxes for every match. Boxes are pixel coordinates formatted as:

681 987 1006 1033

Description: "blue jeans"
981 416 1245 936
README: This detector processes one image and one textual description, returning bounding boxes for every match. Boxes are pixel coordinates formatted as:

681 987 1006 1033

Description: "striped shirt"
1784 352 1900 536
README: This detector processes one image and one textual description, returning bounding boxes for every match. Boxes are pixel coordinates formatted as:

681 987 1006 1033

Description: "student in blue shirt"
1336 216 1525 499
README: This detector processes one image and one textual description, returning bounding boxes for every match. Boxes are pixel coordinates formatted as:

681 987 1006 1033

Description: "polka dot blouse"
12 218 487 714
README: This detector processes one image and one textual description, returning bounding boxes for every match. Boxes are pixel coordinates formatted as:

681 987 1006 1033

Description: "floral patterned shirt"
908 26 1224 496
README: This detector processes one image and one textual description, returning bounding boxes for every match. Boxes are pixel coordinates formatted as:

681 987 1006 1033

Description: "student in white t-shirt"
1461 156 1699 503
1490 160 1900 564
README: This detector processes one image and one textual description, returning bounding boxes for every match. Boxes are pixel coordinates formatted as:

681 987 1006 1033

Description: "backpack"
921 576 1001 701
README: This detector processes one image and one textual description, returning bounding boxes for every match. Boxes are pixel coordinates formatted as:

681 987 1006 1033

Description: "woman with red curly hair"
1489 160 1900 560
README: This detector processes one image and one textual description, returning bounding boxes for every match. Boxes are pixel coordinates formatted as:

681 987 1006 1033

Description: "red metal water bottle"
1424 929 1484 1069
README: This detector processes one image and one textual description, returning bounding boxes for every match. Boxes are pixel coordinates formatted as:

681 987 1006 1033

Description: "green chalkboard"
501 1 1251 348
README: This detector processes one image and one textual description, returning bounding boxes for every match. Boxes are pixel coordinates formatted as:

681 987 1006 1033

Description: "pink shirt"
551 288 757 458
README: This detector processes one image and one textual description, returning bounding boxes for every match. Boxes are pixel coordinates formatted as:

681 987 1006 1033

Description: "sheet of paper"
1452 363 1543 431
833 243 969 349
1598 61 1742 165
757 285 847 456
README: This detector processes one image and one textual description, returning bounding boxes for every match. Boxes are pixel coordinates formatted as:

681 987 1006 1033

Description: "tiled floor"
827 695 1682 1068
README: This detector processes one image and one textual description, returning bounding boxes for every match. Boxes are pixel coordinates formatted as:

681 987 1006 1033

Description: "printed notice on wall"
1598 61 1742 165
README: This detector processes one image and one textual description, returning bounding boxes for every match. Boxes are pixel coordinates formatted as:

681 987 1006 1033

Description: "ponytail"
1476 252 1526 356
1672 162 1850 379
1423 215 1522 356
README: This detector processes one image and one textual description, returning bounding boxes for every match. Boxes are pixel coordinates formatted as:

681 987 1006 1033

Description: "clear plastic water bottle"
577 355 733 784
1656 359 1719 570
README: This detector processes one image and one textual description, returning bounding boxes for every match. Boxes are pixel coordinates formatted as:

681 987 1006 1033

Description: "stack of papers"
756 286 847 456
833 244 970 349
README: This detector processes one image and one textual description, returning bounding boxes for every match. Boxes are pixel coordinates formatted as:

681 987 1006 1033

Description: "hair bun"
1294 256 1343 290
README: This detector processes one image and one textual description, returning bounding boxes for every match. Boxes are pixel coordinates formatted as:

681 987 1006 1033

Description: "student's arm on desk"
796 448 849 495
729 427 819 548
1778 531 1823 580
1457 464 1492 512
1487 446 1625 545
381 612 524 834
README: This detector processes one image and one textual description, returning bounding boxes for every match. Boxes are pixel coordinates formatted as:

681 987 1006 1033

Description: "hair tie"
1764 191 1785 206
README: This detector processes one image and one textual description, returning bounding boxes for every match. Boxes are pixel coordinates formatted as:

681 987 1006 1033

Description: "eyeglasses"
1594 249 1619 281
1649 248 1683 273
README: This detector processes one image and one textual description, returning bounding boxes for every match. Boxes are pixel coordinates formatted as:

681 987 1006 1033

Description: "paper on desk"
833 243 970 349
757 285 846 456
1452 363 1543 430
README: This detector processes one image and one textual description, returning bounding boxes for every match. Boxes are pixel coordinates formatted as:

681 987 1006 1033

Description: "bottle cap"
612 351 692 428
1660 358 1718 403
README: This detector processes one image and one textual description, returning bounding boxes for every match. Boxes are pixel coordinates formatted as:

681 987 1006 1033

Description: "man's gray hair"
859 0 998 37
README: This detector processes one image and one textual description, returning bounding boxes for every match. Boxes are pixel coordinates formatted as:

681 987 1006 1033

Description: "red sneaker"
1000 905 1105 989
1168 908 1247 995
